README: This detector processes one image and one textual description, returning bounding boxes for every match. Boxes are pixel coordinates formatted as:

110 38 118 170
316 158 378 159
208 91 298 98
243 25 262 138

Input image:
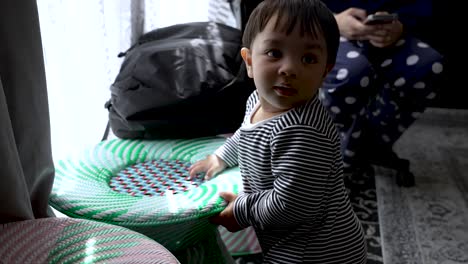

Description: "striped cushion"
0 218 179 264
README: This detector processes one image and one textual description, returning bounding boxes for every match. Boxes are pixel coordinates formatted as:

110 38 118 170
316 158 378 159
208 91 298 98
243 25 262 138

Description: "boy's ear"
241 47 253 78
323 63 335 78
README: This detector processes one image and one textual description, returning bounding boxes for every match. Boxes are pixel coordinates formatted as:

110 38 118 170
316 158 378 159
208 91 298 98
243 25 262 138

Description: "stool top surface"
50 137 242 225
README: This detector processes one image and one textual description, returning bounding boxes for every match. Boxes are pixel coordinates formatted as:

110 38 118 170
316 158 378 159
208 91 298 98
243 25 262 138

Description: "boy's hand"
209 192 243 232
188 154 227 180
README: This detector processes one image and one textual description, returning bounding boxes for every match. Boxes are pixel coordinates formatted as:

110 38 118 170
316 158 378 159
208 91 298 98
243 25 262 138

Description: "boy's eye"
266 50 282 58
302 55 317 64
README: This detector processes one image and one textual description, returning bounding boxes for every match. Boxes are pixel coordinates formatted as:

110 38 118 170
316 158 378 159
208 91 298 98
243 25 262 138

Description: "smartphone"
364 13 398 25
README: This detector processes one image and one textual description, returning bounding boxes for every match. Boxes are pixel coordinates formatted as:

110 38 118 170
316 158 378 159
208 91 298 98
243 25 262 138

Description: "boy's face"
241 15 334 113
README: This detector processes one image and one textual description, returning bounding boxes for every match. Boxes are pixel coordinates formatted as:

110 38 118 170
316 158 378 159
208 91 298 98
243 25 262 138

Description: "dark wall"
424 1 466 109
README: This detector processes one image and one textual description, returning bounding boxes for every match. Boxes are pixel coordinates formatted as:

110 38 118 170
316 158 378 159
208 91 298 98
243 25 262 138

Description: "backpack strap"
101 121 111 141
102 100 112 141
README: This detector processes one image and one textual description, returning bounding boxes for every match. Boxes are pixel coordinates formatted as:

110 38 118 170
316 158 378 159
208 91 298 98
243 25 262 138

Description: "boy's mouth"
273 85 297 96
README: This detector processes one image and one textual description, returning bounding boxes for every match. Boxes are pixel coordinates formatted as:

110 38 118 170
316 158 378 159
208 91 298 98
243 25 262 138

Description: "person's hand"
188 154 227 180
367 12 404 48
334 8 378 40
209 192 243 232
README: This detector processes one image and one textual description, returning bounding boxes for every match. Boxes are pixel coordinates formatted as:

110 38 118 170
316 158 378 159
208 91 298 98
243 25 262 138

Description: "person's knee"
320 51 375 116
402 38 444 88
324 52 375 92
405 45 444 102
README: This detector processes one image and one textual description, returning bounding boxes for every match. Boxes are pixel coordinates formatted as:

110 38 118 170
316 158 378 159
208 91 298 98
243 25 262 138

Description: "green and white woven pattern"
219 226 262 256
0 218 179 264
49 137 241 263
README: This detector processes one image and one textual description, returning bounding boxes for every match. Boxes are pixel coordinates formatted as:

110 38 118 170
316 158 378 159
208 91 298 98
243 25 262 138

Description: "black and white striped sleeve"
233 124 339 228
214 128 240 167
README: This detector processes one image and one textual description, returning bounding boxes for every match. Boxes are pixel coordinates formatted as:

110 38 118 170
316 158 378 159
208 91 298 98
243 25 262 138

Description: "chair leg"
344 161 375 189
367 149 415 187
394 159 415 187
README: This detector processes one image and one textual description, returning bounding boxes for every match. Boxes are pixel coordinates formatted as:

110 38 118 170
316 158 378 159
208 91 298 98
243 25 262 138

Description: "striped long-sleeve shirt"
215 91 367 263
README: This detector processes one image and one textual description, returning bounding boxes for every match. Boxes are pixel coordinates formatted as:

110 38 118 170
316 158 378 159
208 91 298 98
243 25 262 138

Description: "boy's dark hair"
242 0 340 65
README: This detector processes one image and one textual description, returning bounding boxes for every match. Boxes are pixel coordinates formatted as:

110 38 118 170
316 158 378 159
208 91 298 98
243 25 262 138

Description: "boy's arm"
233 125 342 228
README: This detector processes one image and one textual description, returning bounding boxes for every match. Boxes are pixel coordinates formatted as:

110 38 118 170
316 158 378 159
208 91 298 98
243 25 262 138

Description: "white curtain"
37 0 237 161
37 0 131 160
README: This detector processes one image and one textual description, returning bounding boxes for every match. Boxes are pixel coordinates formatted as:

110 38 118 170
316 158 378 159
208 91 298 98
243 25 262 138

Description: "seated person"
319 0 444 173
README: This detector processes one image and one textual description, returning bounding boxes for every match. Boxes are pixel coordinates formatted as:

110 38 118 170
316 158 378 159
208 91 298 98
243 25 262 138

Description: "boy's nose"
278 59 298 78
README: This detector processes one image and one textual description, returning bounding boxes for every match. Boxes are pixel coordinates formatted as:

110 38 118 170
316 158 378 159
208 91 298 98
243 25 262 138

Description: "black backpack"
104 21 255 139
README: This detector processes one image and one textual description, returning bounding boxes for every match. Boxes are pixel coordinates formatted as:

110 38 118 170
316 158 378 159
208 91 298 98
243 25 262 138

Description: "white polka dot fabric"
319 35 444 168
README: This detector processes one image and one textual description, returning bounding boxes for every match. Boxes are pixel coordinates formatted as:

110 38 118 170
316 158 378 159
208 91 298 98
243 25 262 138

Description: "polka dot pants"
320 36 444 169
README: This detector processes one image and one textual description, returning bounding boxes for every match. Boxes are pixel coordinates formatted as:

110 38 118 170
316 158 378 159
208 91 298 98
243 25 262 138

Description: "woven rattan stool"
0 217 179 264
49 137 260 263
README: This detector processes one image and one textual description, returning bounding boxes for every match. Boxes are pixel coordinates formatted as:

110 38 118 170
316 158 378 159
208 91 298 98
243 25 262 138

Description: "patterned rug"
345 170 383 264
377 108 468 264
